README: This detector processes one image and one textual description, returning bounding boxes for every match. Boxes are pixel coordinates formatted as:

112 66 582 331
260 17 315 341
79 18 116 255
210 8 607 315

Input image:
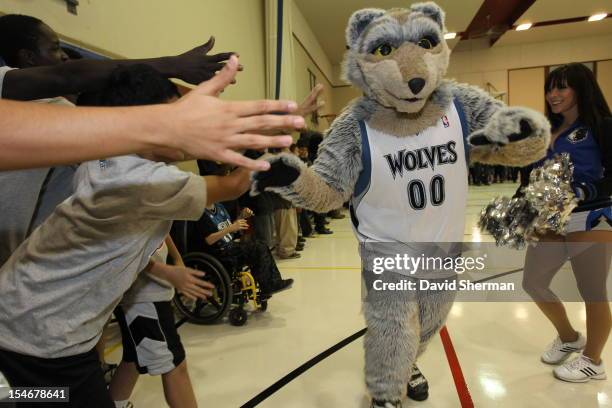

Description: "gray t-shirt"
0 155 206 358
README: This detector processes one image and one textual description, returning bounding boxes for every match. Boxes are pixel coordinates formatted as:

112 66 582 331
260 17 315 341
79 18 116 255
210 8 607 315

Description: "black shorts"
114 301 185 375
0 347 112 408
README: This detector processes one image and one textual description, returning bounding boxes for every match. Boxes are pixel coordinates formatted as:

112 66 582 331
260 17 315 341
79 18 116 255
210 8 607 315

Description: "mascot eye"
417 37 435 49
372 43 395 56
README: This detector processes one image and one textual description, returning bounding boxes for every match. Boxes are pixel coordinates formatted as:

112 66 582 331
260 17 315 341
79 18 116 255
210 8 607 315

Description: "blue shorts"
565 207 612 233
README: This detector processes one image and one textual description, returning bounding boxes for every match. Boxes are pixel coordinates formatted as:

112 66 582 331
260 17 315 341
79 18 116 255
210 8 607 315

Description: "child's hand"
230 219 249 232
165 265 215 301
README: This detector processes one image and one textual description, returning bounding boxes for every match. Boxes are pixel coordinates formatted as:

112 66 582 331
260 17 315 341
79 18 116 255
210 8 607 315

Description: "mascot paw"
468 107 551 166
251 153 303 195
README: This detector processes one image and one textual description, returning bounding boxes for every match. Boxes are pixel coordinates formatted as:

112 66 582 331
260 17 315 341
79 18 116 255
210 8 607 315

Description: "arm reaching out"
165 235 184 267
450 82 550 166
147 261 214 301
2 36 240 100
0 56 306 171
252 104 363 212
204 167 252 206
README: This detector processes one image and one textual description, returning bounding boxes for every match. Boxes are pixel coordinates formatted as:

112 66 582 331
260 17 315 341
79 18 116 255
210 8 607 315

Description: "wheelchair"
170 220 268 326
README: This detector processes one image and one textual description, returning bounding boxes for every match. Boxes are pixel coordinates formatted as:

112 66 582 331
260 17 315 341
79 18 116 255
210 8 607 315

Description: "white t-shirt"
122 240 176 304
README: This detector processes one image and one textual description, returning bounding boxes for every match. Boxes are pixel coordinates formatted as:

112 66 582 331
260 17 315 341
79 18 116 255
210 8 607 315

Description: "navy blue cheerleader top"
519 117 612 212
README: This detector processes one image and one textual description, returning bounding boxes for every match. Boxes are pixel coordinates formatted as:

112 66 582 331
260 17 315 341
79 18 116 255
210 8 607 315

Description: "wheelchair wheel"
229 308 248 326
173 252 233 325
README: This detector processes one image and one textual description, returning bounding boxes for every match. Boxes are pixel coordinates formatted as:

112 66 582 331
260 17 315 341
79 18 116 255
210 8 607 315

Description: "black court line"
240 328 367 408
238 267 525 407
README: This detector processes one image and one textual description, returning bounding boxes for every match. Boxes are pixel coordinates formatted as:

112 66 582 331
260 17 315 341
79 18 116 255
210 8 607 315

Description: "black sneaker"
298 237 306 243
407 364 429 401
270 278 294 294
371 400 402 408
315 228 333 235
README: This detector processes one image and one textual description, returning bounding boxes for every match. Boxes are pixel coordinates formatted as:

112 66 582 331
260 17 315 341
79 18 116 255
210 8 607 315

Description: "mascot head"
343 2 450 114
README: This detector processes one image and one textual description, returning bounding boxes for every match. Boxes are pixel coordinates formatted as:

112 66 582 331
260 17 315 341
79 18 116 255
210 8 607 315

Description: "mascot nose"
408 78 426 94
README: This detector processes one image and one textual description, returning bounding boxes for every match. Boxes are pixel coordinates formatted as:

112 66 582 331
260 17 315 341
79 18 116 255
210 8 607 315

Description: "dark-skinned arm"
2 37 237 100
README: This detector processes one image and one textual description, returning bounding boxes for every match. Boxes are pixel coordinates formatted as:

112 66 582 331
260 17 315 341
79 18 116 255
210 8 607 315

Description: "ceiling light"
588 13 607 22
444 32 457 39
516 23 532 31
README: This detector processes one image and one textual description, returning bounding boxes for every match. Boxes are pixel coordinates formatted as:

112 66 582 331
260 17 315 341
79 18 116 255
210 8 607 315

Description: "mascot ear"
346 8 386 50
410 2 445 30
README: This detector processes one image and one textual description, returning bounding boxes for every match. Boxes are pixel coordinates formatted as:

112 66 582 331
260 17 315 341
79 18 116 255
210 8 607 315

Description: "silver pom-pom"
479 153 578 249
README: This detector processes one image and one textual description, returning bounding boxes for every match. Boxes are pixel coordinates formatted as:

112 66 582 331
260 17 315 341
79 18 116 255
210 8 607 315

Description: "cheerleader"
522 63 612 382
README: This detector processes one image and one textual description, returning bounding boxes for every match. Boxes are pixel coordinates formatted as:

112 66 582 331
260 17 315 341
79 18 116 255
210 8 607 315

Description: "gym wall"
597 60 612 107
508 67 546 113
447 30 612 107
289 1 335 132
0 0 267 102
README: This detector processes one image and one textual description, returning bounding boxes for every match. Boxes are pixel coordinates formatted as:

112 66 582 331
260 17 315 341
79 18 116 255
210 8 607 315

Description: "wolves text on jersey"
383 141 458 180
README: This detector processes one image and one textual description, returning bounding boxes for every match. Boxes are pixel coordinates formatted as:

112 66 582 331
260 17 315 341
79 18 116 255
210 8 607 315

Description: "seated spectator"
198 202 294 296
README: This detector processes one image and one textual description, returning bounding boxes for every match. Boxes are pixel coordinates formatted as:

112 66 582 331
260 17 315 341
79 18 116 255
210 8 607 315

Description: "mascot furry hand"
253 2 550 407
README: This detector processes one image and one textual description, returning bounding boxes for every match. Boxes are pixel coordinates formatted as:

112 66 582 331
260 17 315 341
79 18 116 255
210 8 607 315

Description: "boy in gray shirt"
0 65 251 408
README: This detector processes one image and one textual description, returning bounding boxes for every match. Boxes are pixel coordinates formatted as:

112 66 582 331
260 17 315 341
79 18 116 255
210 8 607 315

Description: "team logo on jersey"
567 127 588 144
99 159 108 170
442 115 450 128
384 141 458 180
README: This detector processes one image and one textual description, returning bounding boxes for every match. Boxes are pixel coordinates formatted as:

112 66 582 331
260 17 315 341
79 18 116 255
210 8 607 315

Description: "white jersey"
351 101 468 244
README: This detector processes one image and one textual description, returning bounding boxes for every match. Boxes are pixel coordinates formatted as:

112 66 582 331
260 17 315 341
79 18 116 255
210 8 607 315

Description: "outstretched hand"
296 84 325 117
164 265 215 301
167 55 306 171
172 36 244 84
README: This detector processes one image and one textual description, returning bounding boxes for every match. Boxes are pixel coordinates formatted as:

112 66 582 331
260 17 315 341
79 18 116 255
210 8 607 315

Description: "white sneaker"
541 332 586 364
554 354 606 383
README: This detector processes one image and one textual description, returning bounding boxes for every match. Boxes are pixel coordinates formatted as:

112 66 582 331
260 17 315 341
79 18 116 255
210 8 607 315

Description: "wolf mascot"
253 3 550 407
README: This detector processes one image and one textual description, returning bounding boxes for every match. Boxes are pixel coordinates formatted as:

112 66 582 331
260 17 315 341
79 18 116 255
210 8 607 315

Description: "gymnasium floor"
108 182 612 407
